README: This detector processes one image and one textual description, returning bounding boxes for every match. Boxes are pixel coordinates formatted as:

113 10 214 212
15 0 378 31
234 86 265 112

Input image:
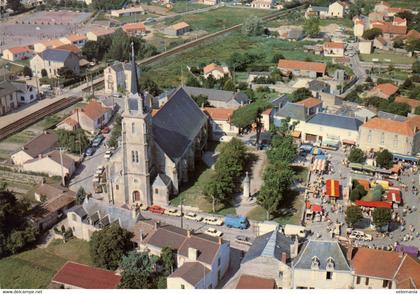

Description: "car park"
203 216 224 226
149 205 165 214
235 235 252 246
165 208 182 217
205 227 223 237
184 212 203 222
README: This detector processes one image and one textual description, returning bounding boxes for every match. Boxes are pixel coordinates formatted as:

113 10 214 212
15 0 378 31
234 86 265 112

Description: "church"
106 44 208 207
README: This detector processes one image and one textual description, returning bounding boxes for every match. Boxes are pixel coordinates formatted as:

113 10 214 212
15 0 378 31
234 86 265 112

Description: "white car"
165 208 182 217
184 212 203 222
104 150 112 159
203 216 224 226
205 227 223 237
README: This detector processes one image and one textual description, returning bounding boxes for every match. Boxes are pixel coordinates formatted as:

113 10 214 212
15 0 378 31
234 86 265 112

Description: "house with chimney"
2 46 33 61
278 59 327 78
225 229 299 289
22 150 76 178
66 100 113 134
365 83 399 100
181 86 250 109
203 63 230 80
203 107 239 139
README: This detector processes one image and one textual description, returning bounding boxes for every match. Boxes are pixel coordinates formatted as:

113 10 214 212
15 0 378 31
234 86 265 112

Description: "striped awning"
326 179 340 197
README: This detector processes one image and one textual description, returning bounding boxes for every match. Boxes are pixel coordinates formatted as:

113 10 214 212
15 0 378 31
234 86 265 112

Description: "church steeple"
130 42 139 95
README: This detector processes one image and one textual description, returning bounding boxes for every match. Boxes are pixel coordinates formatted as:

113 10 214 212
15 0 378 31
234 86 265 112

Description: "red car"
101 127 110 134
149 205 165 214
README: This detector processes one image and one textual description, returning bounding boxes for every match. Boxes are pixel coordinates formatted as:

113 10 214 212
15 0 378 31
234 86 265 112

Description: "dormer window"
326 257 335 271
311 256 320 270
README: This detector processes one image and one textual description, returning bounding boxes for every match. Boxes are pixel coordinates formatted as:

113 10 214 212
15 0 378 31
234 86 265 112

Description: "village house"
358 40 373 54
395 96 420 113
278 59 327 78
138 223 231 289
22 149 76 178
292 240 353 289
110 6 145 17
373 36 389 50
51 262 121 289
365 83 399 100
203 107 238 139
225 229 299 289
351 247 420 289
328 1 345 18
305 5 328 19
30 48 80 78
2 46 33 61
56 117 80 132
12 81 38 104
358 115 420 155
55 44 82 56
122 22 147 37
370 21 407 39
0 81 19 116
31 183 75 231
164 22 191 36
323 42 345 57
234 275 277 289
353 17 366 38
33 39 65 53
66 99 113 134
11 130 58 165
392 16 407 27
250 0 273 9
86 28 116 41
201 0 219 5
274 98 321 127
374 1 390 14
203 63 230 79
59 34 88 48
182 86 249 109
104 61 140 94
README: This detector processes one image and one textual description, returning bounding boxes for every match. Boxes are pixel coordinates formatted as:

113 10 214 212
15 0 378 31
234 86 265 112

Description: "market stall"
326 179 340 203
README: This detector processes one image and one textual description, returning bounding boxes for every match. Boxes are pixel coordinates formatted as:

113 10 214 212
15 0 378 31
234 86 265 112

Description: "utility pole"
58 147 66 186
180 194 184 229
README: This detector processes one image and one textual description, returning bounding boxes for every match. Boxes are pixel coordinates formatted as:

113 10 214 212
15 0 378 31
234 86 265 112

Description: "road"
340 43 367 97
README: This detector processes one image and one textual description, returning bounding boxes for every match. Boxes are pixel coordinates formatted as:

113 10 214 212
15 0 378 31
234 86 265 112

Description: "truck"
283 224 308 238
224 215 249 230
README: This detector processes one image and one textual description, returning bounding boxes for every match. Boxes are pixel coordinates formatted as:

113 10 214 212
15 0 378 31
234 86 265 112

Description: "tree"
415 106 420 115
350 181 367 202
372 207 392 229
362 28 382 40
0 191 38 257
118 251 157 289
241 16 264 36
272 53 285 64
76 187 86 205
231 100 271 144
139 77 161 96
290 87 312 102
406 39 420 52
160 246 176 275
303 17 320 38
375 149 393 169
6 0 22 11
267 135 297 164
412 61 420 74
90 223 134 270
345 206 363 227
186 75 201 87
56 129 89 155
348 148 366 164
223 79 236 91
23 66 32 78
204 176 232 212
191 94 209 107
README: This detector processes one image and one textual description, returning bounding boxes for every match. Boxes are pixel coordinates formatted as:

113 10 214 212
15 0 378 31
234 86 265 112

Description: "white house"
328 1 345 18
2 46 33 61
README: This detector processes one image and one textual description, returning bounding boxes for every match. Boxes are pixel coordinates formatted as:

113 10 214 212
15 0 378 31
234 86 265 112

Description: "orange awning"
326 179 340 197
291 131 301 138
342 139 356 145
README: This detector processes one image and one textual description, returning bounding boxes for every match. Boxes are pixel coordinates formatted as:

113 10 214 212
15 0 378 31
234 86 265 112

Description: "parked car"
95 165 104 175
104 150 112 159
149 205 165 214
184 212 203 222
219 136 233 142
203 216 224 226
85 147 96 156
224 215 249 229
235 235 252 246
92 134 105 147
101 127 110 134
165 208 182 217
205 227 223 237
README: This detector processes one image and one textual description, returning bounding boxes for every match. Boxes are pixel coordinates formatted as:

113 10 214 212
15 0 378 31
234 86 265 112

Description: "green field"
360 52 416 65
171 2 208 13
113 13 156 24
385 0 420 9
164 7 273 33
319 17 353 28
144 32 329 87
0 239 92 289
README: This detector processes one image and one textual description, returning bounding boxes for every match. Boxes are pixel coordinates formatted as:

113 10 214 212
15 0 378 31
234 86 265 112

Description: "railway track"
0 96 82 141
139 4 306 66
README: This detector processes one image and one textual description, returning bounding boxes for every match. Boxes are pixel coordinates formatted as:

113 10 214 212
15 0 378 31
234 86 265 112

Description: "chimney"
281 252 287 264
290 237 299 259
188 247 198 261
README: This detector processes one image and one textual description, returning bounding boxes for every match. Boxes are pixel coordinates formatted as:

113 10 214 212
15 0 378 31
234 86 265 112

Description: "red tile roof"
278 59 326 74
372 21 407 35
64 34 87 42
355 200 393 208
203 63 225 75
324 41 345 49
395 96 420 109
352 248 403 279
393 17 405 23
395 255 420 288
79 100 111 121
203 107 234 121
6 46 32 54
52 262 121 289
370 83 399 97
170 21 190 30
361 117 417 136
406 29 420 40
236 275 276 289
55 44 81 54
122 22 146 32
296 97 322 108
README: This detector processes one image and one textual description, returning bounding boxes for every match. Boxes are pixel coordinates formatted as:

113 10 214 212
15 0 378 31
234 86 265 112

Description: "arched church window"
132 150 135 162
132 122 135 134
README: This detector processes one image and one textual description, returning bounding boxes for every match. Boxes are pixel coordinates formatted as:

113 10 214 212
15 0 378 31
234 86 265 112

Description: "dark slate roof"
377 111 407 122
110 62 124 72
293 240 351 272
308 80 330 93
153 173 171 187
129 43 138 95
152 87 207 163
307 113 362 131
0 80 18 97
275 102 307 121
169 262 210 286
288 29 304 40
40 49 72 62
310 5 328 11
270 95 289 109
242 230 294 265
181 86 249 105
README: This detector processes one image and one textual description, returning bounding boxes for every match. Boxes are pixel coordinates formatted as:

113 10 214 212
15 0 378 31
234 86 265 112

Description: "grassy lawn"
386 0 420 9
319 17 353 28
171 2 208 13
113 13 156 24
2 129 37 144
360 52 416 65
0 239 91 288
164 7 273 33
143 31 330 87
